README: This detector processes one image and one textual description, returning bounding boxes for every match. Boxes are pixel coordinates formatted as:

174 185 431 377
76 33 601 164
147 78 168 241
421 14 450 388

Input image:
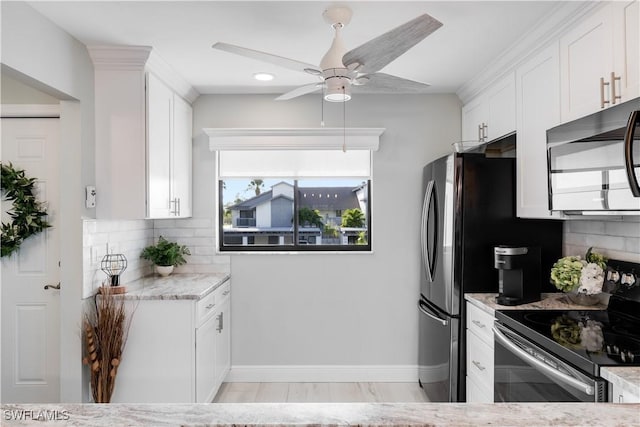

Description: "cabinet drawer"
197 291 217 325
466 303 494 346
214 279 231 302
466 374 493 403
467 329 494 389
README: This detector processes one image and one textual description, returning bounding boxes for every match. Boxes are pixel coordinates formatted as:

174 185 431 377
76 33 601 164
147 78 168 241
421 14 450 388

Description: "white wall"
193 93 460 379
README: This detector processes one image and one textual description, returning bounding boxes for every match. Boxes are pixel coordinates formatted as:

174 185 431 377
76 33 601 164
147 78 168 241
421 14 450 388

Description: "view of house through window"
219 178 371 251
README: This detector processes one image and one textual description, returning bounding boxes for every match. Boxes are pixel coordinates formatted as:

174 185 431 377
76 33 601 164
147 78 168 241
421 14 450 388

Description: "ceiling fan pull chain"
321 85 325 127
343 86 347 153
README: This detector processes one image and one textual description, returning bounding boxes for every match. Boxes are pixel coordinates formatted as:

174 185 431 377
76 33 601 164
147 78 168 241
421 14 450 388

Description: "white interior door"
1 117 60 403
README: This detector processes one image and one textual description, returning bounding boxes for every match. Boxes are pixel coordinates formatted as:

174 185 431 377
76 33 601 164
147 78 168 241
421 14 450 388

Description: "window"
206 127 383 252
219 178 370 251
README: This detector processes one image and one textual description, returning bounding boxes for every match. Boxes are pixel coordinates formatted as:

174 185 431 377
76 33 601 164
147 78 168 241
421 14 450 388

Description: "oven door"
493 323 607 402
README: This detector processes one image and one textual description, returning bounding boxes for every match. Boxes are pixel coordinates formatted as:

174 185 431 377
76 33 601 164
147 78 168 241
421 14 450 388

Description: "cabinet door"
560 5 614 122
610 381 640 403
147 72 173 218
516 43 564 219
196 313 217 403
461 97 488 142
613 0 640 102
172 94 193 218
486 73 516 141
214 295 231 390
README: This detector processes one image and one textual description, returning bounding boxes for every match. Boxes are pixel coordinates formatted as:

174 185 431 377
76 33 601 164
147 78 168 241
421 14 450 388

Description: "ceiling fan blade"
275 83 324 101
212 42 322 75
342 14 443 74
351 73 430 94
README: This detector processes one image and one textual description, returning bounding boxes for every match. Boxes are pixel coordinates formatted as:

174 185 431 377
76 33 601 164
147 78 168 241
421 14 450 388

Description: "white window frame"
205 127 385 253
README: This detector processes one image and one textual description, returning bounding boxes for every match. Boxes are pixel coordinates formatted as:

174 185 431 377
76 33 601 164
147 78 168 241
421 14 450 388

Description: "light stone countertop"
1 402 639 426
115 273 231 300
601 367 640 400
465 292 607 316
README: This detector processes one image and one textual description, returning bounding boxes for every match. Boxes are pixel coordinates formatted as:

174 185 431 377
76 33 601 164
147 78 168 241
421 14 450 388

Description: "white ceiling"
27 1 563 96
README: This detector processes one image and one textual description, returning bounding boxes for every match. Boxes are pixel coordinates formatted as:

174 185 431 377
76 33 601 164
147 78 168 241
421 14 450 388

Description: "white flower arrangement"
578 262 605 295
550 247 607 295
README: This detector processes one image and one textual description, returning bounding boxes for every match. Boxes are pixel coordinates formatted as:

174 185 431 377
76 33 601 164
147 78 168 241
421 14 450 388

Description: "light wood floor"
213 382 430 403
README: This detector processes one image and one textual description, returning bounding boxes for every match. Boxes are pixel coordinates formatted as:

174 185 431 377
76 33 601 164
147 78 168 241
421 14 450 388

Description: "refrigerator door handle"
418 299 448 326
420 179 437 282
624 110 640 197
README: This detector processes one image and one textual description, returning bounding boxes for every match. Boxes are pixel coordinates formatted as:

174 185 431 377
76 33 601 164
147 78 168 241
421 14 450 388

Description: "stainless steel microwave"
547 97 640 215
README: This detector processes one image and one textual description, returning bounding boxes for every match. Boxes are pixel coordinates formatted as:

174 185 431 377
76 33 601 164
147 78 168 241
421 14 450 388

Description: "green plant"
298 207 323 228
341 208 365 228
323 223 339 238
140 236 190 267
1 162 50 257
356 231 368 245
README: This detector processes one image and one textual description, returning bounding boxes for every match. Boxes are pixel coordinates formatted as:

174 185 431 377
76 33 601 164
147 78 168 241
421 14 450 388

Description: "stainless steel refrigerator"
417 151 562 402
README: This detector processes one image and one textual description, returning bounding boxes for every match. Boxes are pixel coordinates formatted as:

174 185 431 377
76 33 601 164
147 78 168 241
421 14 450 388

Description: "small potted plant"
140 236 190 276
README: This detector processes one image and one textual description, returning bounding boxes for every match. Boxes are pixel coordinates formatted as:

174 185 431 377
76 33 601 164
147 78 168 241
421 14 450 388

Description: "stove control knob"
621 273 637 287
607 270 620 283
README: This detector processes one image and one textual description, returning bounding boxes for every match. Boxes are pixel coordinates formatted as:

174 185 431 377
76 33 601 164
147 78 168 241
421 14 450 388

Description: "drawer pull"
206 303 215 310
472 320 486 329
472 360 486 371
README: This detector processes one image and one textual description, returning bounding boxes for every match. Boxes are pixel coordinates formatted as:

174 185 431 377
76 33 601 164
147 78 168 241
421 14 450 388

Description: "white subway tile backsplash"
82 215 227 298
563 218 640 263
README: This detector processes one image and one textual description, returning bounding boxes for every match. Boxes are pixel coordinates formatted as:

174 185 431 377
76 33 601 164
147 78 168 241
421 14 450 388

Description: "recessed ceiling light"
253 72 275 81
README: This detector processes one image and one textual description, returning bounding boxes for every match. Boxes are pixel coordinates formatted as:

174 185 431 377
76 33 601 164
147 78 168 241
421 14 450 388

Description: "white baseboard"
226 365 422 383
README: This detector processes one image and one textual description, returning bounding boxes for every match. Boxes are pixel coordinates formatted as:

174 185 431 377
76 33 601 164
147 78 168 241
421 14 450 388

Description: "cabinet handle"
600 77 611 108
222 290 230 296
482 123 488 141
472 320 486 329
176 197 181 216
206 303 215 310
618 394 624 403
217 312 223 333
478 124 483 142
610 72 621 105
472 360 486 371
169 198 177 215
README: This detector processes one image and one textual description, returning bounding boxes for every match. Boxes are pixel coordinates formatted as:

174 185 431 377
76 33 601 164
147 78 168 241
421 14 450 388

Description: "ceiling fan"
212 6 443 102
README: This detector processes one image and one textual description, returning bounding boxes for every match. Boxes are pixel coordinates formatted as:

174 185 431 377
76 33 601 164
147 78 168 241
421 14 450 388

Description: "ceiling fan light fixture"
253 72 275 81
324 76 351 102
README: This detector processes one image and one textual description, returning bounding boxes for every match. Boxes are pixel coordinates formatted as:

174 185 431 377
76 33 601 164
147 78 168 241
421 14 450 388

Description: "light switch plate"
85 186 96 208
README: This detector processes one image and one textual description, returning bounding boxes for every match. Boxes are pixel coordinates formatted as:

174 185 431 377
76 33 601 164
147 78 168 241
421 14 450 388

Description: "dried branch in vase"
82 288 132 403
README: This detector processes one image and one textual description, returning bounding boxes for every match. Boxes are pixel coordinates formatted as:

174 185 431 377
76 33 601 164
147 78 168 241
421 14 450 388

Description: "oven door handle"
493 325 595 396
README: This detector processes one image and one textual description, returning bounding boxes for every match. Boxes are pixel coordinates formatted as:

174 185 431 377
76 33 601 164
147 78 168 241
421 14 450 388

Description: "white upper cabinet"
486 73 517 141
462 73 516 143
515 43 563 219
560 2 639 122
462 96 488 143
89 46 197 219
147 73 193 218
172 93 193 218
612 0 640 102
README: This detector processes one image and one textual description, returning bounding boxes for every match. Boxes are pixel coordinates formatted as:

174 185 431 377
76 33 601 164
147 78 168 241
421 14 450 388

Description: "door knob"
44 282 61 290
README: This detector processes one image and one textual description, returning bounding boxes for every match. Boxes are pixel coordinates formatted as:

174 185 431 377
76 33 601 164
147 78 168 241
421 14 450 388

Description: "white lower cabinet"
608 381 640 403
111 280 231 403
466 302 495 402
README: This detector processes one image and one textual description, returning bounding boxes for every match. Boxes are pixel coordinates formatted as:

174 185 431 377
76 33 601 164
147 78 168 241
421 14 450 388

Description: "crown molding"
87 45 152 70
87 45 199 103
204 127 385 151
456 1 603 104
